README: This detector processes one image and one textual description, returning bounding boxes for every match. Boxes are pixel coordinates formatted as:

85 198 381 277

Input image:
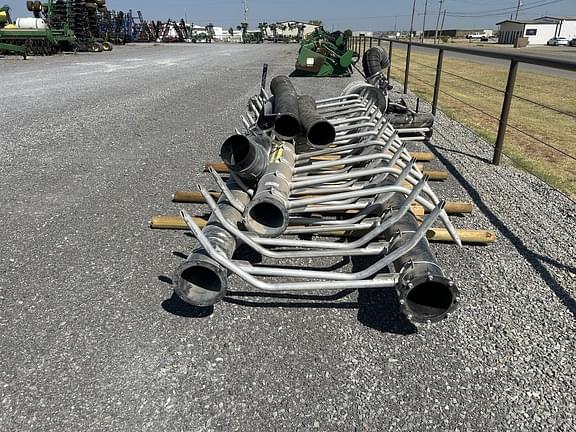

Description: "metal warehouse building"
497 16 576 44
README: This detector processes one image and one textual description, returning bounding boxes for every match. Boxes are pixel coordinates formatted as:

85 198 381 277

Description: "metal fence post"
377 38 381 46
493 60 519 165
369 37 373 48
432 48 444 115
404 42 412 94
362 35 366 53
387 40 393 82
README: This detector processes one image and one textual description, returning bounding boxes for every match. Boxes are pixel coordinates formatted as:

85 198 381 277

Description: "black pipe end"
274 113 300 139
307 120 336 148
174 254 228 307
221 134 252 168
397 274 459 323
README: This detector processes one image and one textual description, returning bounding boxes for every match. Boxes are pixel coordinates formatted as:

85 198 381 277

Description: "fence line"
349 35 576 165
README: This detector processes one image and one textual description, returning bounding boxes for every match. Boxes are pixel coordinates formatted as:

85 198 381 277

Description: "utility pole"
394 16 398 33
434 0 444 44
409 0 416 41
514 0 522 20
439 9 446 42
243 0 248 24
421 0 428 43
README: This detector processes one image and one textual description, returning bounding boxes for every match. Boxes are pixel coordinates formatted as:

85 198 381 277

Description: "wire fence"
349 35 576 194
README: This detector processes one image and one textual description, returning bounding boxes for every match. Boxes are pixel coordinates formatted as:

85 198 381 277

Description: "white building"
221 29 243 43
353 31 374 37
497 16 576 45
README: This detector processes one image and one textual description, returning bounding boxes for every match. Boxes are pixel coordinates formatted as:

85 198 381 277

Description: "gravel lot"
1 43 575 431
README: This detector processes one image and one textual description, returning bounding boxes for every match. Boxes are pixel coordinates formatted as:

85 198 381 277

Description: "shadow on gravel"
158 276 214 318
427 143 576 317
223 290 416 335
224 289 357 309
357 289 417 334
352 255 418 334
162 292 214 318
159 241 416 333
431 144 492 164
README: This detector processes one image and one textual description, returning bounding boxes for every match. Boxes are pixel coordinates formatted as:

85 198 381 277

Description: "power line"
443 0 566 17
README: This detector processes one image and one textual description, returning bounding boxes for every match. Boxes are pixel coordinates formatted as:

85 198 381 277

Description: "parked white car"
547 37 569 46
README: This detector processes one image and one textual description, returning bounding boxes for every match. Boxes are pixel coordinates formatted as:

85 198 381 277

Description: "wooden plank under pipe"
149 215 495 244
171 191 473 215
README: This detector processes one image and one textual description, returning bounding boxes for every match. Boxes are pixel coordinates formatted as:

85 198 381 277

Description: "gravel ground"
0 43 574 431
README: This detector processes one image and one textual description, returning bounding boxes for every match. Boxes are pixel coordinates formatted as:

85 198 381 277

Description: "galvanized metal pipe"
243 140 295 237
174 180 251 307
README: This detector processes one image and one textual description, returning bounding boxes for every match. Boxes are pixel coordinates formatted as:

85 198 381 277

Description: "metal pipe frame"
173 81 463 323
181 200 445 284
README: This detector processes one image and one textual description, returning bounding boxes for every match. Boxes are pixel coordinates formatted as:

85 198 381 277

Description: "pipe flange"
398 273 459 323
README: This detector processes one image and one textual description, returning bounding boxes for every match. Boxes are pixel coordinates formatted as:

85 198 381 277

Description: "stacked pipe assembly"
174 75 461 324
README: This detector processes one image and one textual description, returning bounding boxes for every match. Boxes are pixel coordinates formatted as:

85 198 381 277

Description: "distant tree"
308 19 322 26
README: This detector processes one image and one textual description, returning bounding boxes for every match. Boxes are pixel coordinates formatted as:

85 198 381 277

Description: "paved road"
1 44 575 431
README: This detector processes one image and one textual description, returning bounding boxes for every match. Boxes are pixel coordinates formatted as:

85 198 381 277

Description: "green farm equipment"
294 27 357 77
0 1 77 55
0 5 27 57
0 0 114 56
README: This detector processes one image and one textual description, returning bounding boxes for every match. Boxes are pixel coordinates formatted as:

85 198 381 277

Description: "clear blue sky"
8 0 574 31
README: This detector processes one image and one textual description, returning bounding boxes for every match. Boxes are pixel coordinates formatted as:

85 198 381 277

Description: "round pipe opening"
274 114 300 138
176 263 226 307
405 281 455 321
221 135 251 166
307 122 336 147
249 201 285 229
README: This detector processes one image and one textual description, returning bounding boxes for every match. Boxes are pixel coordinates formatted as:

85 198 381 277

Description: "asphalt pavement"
1 43 575 431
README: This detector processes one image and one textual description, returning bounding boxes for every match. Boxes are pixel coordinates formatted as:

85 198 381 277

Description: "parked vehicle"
546 37 569 46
